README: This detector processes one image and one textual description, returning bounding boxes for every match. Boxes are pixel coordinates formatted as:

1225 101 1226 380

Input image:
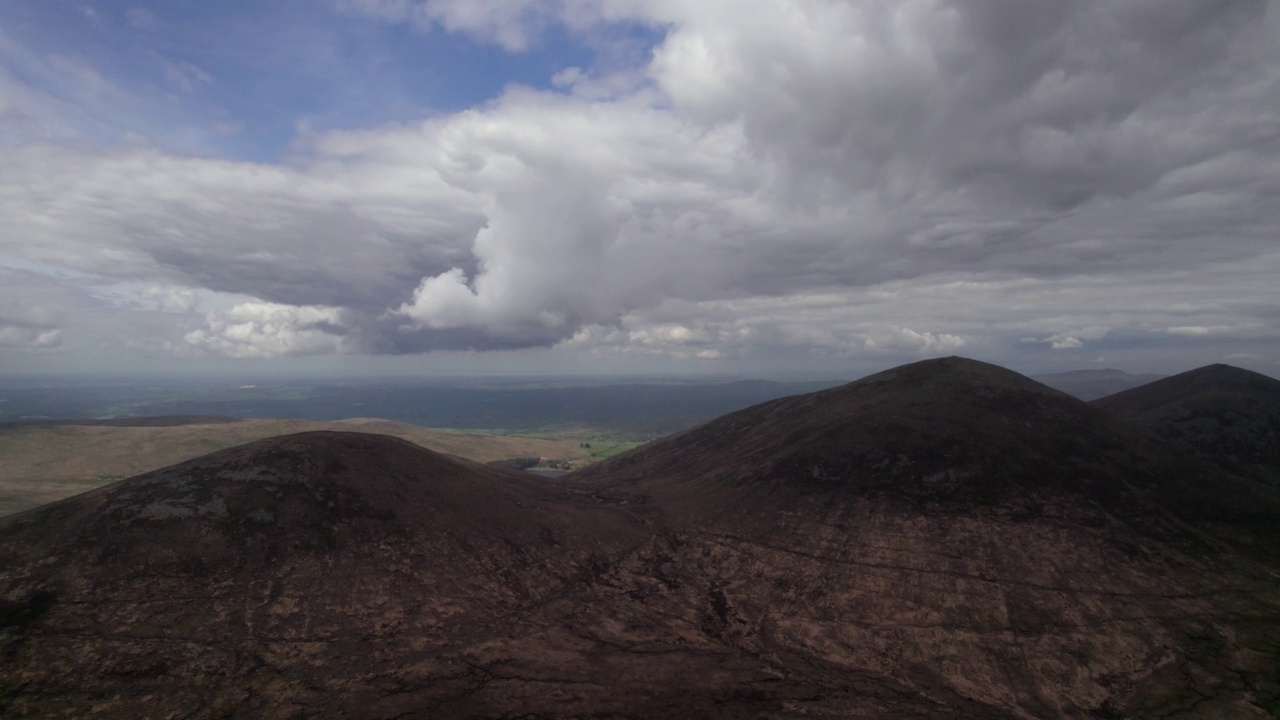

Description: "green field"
0 419 642 517
502 427 645 465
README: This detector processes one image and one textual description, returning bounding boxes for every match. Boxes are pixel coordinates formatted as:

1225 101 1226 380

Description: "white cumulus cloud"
185 302 363 359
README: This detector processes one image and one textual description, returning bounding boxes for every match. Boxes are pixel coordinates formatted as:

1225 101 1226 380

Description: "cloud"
159 59 213 95
126 7 161 32
335 0 578 51
184 302 364 359
0 327 61 349
0 142 485 312
1166 324 1253 337
141 286 198 313
864 327 966 354
0 300 65 350
0 26 212 150
1167 326 1215 337
560 261 1280 367
562 289 975 362
3 0 1279 369
1038 326 1111 351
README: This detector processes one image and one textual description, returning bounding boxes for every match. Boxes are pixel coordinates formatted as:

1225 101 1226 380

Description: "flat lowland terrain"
0 418 639 516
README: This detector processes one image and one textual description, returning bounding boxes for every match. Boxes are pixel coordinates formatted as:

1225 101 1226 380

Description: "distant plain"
0 376 840 516
0 418 645 516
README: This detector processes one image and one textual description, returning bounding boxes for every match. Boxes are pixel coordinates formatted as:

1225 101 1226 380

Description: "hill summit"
1094 363 1280 473
575 356 1174 525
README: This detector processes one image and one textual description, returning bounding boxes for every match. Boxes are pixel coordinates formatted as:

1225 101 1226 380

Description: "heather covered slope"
574 357 1228 531
1091 364 1280 560
1093 364 1280 479
3 360 1280 718
0 432 647 718
567 357 1280 718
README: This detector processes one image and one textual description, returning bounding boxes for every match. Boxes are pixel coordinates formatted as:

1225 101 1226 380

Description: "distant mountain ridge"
2 357 1278 718
1033 368 1168 400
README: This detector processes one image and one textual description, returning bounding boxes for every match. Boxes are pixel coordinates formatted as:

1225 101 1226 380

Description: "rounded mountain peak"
1 431 643 579
1094 363 1280 475
15 431 494 532
835 355 1075 402
1097 363 1280 407
574 356 1166 524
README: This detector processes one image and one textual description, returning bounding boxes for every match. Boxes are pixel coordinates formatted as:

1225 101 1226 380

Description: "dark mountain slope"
564 357 1280 718
574 357 1232 533
3 361 1279 719
1093 364 1280 481
0 432 647 718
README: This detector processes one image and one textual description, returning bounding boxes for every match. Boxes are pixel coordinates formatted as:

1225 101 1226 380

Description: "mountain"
1033 369 1167 401
0 416 607 517
1093 364 1280 480
576 357 1251 531
571 357 1280 717
3 359 1279 718
0 432 647 718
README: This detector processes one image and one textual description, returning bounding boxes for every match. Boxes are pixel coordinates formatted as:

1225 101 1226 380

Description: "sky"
1 0 1278 379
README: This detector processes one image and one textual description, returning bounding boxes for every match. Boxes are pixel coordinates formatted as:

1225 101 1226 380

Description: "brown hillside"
0 432 646 718
3 360 1279 718
574 357 1242 534
563 357 1280 717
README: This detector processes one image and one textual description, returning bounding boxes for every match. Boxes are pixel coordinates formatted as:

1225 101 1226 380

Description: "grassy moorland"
0 376 834 516
0 418 640 517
